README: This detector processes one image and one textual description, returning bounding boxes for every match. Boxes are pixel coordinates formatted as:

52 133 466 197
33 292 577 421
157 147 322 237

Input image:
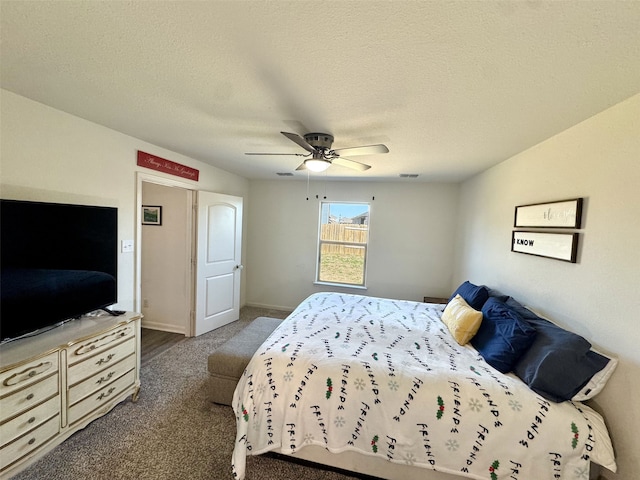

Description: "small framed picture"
142 205 162 225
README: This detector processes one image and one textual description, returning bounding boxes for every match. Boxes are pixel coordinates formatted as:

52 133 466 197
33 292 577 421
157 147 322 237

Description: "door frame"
135 172 196 334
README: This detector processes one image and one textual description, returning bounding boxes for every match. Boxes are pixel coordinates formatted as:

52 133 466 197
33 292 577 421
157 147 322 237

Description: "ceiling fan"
246 132 389 172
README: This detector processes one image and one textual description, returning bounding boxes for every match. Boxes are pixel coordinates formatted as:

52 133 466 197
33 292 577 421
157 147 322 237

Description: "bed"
232 290 616 480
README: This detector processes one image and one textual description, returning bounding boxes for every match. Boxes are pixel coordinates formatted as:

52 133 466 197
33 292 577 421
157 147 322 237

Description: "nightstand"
423 296 449 304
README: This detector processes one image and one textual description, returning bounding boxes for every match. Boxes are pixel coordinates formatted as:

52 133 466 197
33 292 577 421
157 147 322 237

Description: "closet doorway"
138 175 193 335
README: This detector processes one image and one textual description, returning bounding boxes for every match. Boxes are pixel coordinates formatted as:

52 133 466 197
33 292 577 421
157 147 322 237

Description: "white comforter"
232 293 614 480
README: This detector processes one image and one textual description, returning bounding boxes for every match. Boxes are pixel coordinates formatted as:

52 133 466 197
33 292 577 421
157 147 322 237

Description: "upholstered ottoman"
207 316 282 406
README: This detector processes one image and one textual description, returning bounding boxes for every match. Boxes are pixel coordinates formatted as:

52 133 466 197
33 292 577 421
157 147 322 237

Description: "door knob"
234 264 244 270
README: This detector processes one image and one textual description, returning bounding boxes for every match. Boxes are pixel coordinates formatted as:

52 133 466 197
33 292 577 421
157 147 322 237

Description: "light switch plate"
121 239 134 253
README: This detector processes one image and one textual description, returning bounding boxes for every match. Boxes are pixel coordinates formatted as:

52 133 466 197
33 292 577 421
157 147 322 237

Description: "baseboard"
141 321 186 334
244 302 295 312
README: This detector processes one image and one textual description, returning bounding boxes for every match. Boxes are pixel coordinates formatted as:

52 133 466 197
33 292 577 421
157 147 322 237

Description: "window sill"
314 281 368 290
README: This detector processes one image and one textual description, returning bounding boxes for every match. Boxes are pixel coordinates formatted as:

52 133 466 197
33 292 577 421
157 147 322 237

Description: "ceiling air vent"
276 172 294 176
399 174 419 178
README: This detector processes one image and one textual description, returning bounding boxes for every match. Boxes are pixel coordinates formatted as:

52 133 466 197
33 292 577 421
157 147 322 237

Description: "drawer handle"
28 416 36 424
96 371 116 385
3 361 54 386
97 387 116 401
28 437 36 445
75 327 131 355
96 354 115 366
26 393 35 401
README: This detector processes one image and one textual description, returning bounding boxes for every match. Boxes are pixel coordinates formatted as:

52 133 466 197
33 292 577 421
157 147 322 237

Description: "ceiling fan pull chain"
323 170 328 199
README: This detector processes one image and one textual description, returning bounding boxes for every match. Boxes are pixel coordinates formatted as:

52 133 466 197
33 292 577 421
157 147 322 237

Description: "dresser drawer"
68 369 135 426
0 352 59 398
0 414 59 471
68 354 136 406
0 396 59 447
67 324 135 366
0 374 59 423
68 337 136 386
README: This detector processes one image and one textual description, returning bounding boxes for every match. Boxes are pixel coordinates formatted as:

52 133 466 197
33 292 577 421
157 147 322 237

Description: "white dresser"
0 312 141 479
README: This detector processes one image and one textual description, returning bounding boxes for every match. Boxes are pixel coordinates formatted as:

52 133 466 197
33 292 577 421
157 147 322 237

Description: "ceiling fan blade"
332 157 371 171
281 131 316 153
295 162 307 171
332 144 389 157
245 152 306 156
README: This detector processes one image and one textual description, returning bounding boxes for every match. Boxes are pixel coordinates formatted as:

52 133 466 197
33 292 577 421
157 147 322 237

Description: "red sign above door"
137 151 200 181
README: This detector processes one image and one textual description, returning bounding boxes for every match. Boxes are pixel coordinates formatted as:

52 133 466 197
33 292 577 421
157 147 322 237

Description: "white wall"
246 179 460 309
0 89 250 311
454 93 640 480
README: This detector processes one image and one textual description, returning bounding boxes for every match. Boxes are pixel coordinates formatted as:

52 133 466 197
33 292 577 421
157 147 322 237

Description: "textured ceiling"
1 1 639 181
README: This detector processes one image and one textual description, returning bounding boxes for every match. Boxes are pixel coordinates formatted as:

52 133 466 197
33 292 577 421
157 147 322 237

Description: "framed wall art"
511 231 579 263
142 205 162 226
514 198 583 228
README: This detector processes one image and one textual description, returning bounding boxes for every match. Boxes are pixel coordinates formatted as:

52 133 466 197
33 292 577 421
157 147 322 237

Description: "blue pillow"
486 287 510 303
507 298 609 402
449 281 489 311
471 297 537 373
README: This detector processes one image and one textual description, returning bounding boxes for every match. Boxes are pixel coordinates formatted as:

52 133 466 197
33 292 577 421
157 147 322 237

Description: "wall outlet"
143 299 149 308
121 239 134 253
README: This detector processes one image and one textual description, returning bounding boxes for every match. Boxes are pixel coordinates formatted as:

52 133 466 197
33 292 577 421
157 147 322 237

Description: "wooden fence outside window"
320 224 368 257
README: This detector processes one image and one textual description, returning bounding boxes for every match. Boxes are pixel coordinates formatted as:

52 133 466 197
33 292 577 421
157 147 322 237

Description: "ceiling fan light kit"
245 131 389 174
305 158 332 172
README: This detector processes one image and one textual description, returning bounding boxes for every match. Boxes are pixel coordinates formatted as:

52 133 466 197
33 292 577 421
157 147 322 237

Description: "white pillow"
571 351 618 401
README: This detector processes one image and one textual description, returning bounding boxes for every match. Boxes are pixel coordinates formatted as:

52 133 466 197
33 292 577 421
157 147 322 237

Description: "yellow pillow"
441 294 483 345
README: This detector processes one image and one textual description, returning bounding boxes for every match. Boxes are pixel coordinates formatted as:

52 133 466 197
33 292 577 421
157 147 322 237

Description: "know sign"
511 231 578 263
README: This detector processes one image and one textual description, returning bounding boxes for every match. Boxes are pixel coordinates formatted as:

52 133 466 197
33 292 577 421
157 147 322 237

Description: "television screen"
0 199 118 341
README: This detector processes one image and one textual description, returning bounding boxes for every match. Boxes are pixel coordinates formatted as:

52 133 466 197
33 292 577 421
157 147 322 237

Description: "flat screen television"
1 199 118 342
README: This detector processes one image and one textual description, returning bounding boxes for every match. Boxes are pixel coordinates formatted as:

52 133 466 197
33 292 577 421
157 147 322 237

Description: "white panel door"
194 191 243 336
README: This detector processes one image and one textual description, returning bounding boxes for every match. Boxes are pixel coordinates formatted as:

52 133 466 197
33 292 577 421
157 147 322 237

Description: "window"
316 202 370 287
